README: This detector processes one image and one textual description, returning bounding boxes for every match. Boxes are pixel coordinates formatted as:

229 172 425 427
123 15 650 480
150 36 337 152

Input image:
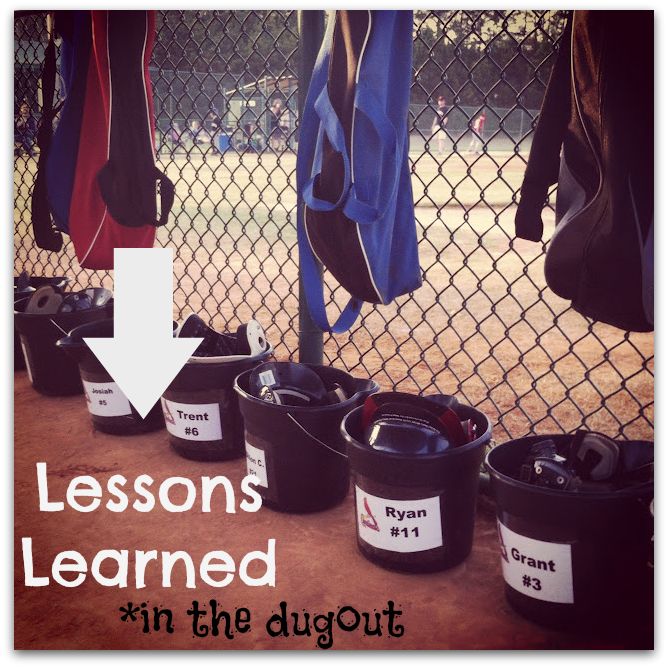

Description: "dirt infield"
13 151 654 442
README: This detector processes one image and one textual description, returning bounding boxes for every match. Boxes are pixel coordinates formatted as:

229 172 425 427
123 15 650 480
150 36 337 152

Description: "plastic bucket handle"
286 413 347 458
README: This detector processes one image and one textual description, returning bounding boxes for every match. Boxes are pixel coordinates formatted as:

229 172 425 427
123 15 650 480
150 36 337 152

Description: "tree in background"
412 10 567 109
15 11 568 135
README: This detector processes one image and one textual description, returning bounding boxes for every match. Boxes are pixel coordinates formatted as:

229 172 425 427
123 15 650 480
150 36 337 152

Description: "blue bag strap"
342 80 403 225
302 86 352 212
297 204 363 333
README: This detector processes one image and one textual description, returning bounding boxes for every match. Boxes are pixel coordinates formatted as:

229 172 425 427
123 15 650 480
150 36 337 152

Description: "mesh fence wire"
14 10 654 442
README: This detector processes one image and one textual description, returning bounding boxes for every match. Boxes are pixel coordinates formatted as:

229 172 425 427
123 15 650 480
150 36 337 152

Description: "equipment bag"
297 10 421 333
514 11 653 332
45 10 174 270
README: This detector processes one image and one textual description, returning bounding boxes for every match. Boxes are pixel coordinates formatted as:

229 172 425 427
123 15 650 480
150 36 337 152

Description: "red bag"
46 11 174 270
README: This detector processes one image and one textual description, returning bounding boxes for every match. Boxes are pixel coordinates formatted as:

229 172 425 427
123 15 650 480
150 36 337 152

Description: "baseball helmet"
248 361 348 407
177 313 267 358
360 392 477 455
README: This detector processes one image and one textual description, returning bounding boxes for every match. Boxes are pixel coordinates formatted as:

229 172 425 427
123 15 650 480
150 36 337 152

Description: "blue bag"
297 10 421 333
46 11 90 234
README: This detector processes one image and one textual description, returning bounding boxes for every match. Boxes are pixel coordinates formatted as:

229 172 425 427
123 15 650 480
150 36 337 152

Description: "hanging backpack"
514 11 653 332
45 10 174 270
297 10 421 333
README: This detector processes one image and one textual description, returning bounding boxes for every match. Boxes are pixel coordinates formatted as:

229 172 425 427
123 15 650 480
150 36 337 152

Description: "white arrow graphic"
85 248 202 418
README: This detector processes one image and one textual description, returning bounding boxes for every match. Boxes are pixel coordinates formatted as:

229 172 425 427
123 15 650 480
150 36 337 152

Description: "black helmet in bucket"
14 274 70 371
360 392 477 455
177 313 267 359
235 364 379 513
247 361 347 407
341 394 491 573
162 316 274 462
14 292 112 395
486 434 653 638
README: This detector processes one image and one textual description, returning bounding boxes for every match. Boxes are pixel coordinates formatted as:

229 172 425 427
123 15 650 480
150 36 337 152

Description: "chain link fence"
14 10 653 442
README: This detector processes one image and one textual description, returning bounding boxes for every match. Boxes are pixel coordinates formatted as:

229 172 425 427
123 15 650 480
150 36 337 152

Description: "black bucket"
161 346 273 461
341 397 491 573
56 319 165 435
486 435 654 636
234 364 379 513
14 276 69 370
14 295 111 396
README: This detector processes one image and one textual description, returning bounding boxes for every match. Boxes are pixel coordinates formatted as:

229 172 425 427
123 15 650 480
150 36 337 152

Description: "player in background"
468 111 486 155
430 95 449 157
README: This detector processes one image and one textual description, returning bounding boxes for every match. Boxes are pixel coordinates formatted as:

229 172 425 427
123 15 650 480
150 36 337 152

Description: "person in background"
207 108 224 152
468 111 486 155
208 108 223 134
170 121 185 157
430 95 449 157
189 119 207 149
14 101 37 157
269 98 288 152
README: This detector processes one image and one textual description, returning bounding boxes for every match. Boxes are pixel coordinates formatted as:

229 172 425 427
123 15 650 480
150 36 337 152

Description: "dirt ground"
13 373 652 650
13 151 654 444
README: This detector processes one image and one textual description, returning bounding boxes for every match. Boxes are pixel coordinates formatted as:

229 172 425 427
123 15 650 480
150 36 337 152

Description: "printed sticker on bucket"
497 520 574 604
83 380 132 417
258 370 276 387
160 398 222 441
245 441 268 488
354 486 443 553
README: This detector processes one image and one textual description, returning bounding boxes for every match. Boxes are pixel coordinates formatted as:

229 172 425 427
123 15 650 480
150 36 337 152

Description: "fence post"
297 10 325 365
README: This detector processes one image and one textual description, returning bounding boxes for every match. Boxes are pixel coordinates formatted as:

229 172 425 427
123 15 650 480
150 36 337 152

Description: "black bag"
515 11 653 332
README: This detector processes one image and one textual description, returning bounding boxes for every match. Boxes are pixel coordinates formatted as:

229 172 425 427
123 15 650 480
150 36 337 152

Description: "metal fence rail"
13 10 654 442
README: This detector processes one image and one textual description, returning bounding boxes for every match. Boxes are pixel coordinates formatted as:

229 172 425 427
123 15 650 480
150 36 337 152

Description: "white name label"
83 380 132 417
497 520 574 604
245 441 268 488
354 486 443 553
160 398 222 441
